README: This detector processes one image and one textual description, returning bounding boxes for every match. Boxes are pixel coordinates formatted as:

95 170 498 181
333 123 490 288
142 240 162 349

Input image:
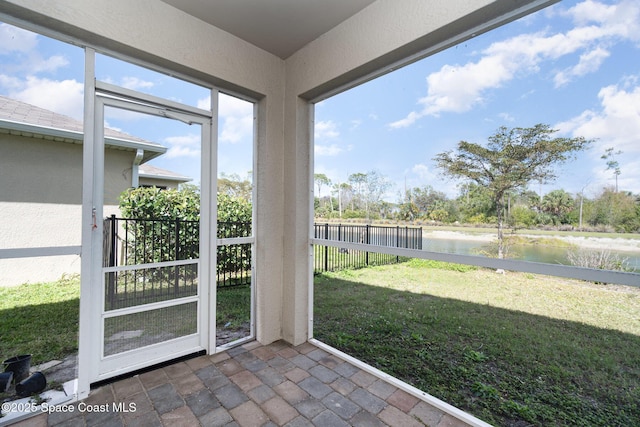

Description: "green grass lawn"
0 277 251 365
0 276 80 365
3 263 639 426
314 260 640 427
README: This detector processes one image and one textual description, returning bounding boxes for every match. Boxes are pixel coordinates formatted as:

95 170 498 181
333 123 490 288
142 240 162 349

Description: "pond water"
422 236 640 273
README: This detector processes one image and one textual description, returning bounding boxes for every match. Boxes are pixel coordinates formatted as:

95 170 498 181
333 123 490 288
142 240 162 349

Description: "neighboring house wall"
138 164 191 190
0 127 189 287
138 178 179 189
0 132 135 286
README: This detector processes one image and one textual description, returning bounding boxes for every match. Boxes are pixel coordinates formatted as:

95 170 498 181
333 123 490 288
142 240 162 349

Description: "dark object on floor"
3 354 32 384
0 371 13 392
16 372 46 397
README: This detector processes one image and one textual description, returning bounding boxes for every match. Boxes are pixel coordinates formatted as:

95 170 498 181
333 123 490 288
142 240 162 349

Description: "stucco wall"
0 133 138 285
0 203 81 286
138 177 182 189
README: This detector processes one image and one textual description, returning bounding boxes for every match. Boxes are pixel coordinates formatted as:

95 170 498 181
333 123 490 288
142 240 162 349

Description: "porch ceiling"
160 0 377 59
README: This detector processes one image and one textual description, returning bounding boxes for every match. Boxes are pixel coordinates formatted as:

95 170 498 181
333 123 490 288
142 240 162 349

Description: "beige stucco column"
281 95 314 345
278 0 560 346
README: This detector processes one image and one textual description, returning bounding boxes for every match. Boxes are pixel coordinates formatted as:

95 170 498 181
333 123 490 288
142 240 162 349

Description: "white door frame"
78 49 217 394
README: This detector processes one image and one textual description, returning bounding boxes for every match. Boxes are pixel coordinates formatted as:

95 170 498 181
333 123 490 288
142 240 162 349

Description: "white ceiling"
160 0 377 59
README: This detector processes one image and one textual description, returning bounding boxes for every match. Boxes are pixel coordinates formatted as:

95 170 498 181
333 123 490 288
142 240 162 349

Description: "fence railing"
103 218 423 308
313 223 422 273
103 216 251 310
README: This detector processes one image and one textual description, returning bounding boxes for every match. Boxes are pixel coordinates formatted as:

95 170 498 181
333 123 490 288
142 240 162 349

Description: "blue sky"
1 0 639 202
315 0 640 200
0 23 254 188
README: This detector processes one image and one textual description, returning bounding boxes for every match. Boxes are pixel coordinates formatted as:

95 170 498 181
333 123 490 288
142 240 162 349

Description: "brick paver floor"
10 341 476 426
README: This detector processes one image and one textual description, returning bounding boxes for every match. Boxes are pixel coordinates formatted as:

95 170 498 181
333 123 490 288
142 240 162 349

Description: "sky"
315 0 640 200
1 0 639 202
0 23 254 188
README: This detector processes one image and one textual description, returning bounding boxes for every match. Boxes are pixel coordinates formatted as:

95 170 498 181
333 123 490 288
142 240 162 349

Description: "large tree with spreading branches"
434 124 591 259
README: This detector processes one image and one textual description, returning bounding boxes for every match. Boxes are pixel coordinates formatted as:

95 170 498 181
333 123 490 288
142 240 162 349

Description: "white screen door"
86 82 215 383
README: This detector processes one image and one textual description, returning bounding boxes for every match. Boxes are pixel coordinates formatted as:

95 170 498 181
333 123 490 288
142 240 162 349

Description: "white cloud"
565 0 640 42
0 74 22 89
314 120 350 157
0 24 69 77
197 94 254 143
197 96 211 111
556 76 640 154
0 23 37 54
215 94 254 144
498 112 516 122
556 75 640 193
120 76 154 90
411 164 436 181
164 133 201 158
314 120 339 140
407 164 458 197
350 119 362 130
389 0 640 128
7 76 83 120
554 46 610 87
315 144 343 156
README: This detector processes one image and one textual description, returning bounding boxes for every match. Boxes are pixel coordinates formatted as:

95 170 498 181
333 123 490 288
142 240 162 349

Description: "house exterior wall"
138 177 182 189
0 0 556 346
0 133 135 286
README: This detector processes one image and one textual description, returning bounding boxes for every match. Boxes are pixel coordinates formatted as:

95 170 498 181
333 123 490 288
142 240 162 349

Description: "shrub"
118 186 252 276
567 248 630 272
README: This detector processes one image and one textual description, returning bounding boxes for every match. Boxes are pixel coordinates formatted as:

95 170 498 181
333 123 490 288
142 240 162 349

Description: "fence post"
174 220 180 294
107 215 117 309
365 224 370 266
396 226 400 263
324 223 329 272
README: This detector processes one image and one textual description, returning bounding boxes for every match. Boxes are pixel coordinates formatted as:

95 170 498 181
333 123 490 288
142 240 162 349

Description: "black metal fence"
103 217 423 309
103 216 251 310
313 223 422 273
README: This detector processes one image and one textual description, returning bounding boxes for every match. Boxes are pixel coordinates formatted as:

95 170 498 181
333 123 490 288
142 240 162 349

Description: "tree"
509 204 537 229
345 171 392 219
332 182 351 218
314 173 331 202
218 172 252 201
348 172 367 213
362 170 392 220
118 186 252 273
601 147 622 192
541 189 574 225
588 187 640 232
434 124 590 259
456 182 495 223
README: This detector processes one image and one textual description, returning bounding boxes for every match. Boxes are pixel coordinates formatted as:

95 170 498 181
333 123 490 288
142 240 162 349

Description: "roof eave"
139 173 192 183
0 118 167 162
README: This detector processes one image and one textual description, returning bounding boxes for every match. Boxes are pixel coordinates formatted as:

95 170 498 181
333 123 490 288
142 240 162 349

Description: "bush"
120 184 200 221
567 248 630 272
118 186 252 276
